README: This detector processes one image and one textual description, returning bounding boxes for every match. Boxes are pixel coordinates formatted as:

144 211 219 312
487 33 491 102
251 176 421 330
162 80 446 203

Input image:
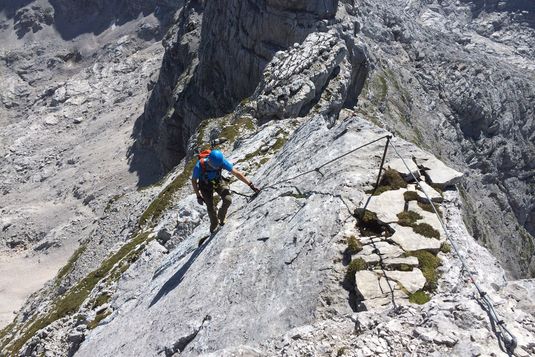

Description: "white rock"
415 156 463 187
387 158 420 181
366 189 407 223
415 181 443 203
390 224 441 252
379 269 426 293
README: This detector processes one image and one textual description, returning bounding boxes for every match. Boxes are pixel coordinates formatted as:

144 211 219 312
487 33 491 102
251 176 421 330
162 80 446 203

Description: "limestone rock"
387 158 420 182
415 156 464 188
366 189 407 223
390 224 441 253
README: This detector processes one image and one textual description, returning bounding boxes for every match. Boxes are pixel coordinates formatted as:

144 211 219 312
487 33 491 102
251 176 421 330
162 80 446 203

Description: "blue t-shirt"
191 157 234 181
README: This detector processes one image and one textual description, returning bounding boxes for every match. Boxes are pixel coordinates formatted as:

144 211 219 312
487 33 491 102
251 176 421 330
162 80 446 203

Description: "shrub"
347 235 363 255
417 201 442 217
409 290 431 304
406 250 441 291
404 191 419 202
345 258 368 285
412 223 440 239
440 242 452 253
380 169 407 190
397 210 422 226
356 209 387 237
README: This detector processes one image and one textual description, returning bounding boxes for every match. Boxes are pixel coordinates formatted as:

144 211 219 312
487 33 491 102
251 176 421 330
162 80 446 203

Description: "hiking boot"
219 218 226 226
210 221 218 233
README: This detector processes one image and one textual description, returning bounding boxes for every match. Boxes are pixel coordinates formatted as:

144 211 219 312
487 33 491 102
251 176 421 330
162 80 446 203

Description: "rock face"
352 0 535 277
136 0 352 171
2 1 535 357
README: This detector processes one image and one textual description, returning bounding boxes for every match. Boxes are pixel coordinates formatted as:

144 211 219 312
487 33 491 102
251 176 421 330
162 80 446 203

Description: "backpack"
198 149 222 181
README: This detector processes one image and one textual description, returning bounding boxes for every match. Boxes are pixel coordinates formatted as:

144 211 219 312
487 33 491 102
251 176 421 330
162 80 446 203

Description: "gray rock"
390 224 441 253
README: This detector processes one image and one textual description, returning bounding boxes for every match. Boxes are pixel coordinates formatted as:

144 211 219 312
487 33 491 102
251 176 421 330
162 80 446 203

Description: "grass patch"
380 169 407 189
55 244 87 283
219 116 255 143
399 263 413 271
408 290 431 304
104 194 124 212
405 250 441 291
87 310 111 330
4 232 151 354
417 201 442 217
138 157 197 227
91 294 111 310
356 209 392 237
366 169 407 196
397 210 422 227
347 235 363 255
404 191 419 202
412 223 440 239
337 347 347 356
440 242 452 254
345 258 368 285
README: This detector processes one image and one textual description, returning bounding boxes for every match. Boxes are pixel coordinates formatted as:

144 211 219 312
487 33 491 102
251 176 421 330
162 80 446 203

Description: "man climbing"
191 149 260 234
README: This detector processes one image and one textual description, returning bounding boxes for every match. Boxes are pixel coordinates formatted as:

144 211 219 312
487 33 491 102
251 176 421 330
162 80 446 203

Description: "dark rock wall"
137 0 339 171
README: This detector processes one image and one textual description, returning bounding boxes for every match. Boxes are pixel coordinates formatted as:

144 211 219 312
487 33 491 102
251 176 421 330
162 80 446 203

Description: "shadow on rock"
149 233 216 307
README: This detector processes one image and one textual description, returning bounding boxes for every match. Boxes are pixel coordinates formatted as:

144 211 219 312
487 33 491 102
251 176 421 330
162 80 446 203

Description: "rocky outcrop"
353 0 535 278
136 0 356 171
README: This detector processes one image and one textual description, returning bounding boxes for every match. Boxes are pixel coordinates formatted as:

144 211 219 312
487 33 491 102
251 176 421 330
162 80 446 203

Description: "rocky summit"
0 1 535 356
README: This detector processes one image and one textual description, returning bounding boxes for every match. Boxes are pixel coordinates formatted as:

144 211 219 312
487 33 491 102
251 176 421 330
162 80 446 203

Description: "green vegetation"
356 209 391 237
337 347 347 356
219 116 255 143
398 264 413 272
138 158 197 227
87 310 111 330
440 242 452 254
104 194 124 212
412 223 440 239
347 235 363 255
367 169 407 196
0 322 15 341
3 232 151 354
92 294 111 309
409 290 431 304
405 250 441 291
271 136 287 152
345 258 368 285
417 201 442 217
397 210 422 226
55 244 87 283
404 191 419 202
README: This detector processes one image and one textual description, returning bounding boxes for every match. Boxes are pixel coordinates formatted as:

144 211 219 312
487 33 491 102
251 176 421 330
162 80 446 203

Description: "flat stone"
366 188 407 223
390 224 441 253
415 181 443 203
355 270 402 301
357 241 405 263
383 256 419 268
379 268 426 293
387 158 420 181
414 156 463 187
408 202 443 237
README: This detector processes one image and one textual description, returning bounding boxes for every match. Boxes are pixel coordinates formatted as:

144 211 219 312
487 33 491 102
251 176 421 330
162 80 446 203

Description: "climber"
191 149 260 234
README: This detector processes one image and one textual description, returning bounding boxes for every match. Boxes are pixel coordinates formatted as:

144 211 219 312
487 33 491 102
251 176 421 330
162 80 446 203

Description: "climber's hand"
249 183 260 194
